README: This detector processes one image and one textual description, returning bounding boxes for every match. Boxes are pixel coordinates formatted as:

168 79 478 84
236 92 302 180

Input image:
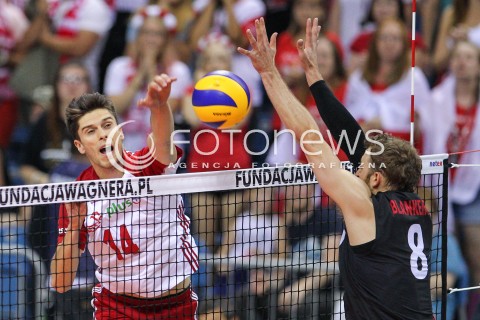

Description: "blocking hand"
296 18 322 73
237 17 277 75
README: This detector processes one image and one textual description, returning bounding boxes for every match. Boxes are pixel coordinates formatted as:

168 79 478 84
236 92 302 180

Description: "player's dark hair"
365 134 421 193
65 93 118 140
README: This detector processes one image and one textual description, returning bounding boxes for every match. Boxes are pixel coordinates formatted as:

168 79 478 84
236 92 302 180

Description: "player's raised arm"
239 18 374 243
296 19 366 168
237 18 330 162
138 74 178 165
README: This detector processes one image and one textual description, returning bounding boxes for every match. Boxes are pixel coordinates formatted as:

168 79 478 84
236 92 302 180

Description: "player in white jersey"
51 74 198 319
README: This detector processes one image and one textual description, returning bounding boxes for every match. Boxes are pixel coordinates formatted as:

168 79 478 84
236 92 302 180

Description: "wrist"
305 68 323 86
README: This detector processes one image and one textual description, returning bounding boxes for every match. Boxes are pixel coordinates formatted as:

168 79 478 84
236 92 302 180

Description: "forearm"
188 3 215 50
19 165 49 184
15 15 48 53
150 106 176 164
41 32 97 57
309 80 365 167
261 70 318 140
223 4 245 47
50 229 82 293
420 0 439 50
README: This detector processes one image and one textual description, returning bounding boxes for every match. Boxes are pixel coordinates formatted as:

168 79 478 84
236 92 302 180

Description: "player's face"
355 152 376 188
74 109 124 171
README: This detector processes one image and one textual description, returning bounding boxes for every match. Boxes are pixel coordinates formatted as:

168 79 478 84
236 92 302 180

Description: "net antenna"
410 0 417 146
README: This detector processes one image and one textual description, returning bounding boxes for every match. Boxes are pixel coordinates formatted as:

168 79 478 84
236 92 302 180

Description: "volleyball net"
0 154 448 319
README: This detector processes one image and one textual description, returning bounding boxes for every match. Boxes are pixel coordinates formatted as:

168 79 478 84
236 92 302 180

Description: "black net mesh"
0 159 448 319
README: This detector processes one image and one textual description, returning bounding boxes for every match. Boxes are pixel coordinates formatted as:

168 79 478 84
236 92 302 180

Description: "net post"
441 158 449 320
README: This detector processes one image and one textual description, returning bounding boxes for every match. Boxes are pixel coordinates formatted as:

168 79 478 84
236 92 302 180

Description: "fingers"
237 46 251 57
256 17 268 45
152 74 177 89
305 18 312 47
269 32 278 51
245 28 258 51
297 38 305 51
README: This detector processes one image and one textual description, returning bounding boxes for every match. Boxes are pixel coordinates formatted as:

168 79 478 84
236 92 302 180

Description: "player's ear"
74 139 86 154
370 171 382 188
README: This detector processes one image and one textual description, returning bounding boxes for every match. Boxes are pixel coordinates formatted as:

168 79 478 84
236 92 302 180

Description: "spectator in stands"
348 0 405 73
327 0 371 58
274 0 330 108
243 184 341 319
182 37 251 253
188 0 266 109
46 0 113 90
423 40 480 319
153 0 196 63
345 17 431 151
277 233 342 319
212 187 287 319
98 0 147 92
0 0 29 148
17 0 113 90
316 35 349 104
19 61 91 185
433 0 480 75
104 11 191 151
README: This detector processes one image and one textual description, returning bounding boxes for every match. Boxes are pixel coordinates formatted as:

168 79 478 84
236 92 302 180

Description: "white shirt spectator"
50 0 114 89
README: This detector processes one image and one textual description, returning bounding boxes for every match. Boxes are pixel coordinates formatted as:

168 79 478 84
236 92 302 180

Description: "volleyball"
192 70 251 129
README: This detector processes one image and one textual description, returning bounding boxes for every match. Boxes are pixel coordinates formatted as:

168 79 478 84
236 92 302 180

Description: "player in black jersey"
239 18 433 319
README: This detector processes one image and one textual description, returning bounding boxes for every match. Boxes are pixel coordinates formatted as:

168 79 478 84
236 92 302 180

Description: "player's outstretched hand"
237 17 277 75
138 74 177 109
297 18 321 72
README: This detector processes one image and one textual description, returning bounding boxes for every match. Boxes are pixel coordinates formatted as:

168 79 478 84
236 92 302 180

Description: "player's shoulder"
76 166 98 181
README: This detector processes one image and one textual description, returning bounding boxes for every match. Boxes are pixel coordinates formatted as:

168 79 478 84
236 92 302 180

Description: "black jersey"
339 191 433 320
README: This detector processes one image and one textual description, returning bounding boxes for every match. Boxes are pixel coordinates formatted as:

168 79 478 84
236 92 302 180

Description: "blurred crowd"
0 0 479 319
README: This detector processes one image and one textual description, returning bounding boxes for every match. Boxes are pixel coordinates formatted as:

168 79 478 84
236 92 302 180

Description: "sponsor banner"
0 155 447 208
420 154 449 175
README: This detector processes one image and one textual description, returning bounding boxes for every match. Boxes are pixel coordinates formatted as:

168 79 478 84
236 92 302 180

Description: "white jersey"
58 147 198 298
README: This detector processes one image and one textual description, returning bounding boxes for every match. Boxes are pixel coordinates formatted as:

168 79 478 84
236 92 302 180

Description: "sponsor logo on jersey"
106 198 141 217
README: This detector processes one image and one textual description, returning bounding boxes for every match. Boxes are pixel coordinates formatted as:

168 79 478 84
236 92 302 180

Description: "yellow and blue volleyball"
192 70 251 129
